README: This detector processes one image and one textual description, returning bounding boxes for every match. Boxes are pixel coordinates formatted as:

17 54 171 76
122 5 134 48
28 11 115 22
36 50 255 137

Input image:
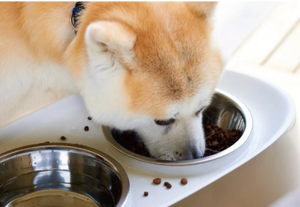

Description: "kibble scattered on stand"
153 178 162 185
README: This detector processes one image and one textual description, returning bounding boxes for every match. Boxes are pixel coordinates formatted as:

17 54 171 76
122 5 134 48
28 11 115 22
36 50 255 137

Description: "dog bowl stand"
0 69 295 207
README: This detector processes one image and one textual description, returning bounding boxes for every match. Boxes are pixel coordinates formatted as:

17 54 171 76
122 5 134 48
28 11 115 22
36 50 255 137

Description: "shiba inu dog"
0 2 223 160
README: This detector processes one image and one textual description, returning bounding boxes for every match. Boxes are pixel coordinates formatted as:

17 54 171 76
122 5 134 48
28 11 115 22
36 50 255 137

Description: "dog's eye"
154 118 175 126
195 107 206 116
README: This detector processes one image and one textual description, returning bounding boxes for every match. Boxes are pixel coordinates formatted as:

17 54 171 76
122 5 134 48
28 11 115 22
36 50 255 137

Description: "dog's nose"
184 148 203 160
192 149 203 159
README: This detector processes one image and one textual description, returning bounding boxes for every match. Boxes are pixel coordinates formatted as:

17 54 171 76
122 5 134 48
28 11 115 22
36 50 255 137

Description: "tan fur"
0 2 222 125
0 2 74 63
66 2 222 119
0 2 77 126
0 2 223 160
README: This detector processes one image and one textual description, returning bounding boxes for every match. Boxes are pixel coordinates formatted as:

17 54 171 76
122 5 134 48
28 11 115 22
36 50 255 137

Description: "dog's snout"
183 147 204 160
192 149 203 159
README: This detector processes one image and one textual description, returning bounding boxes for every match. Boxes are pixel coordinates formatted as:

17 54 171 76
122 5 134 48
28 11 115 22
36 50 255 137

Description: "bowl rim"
0 142 130 207
102 89 253 166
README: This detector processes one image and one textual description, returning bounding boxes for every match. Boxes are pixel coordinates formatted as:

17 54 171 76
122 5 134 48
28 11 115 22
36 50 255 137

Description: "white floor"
213 2 278 61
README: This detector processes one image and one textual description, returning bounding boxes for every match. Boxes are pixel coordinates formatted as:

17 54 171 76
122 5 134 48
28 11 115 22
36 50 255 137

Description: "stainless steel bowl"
0 143 129 207
103 89 252 166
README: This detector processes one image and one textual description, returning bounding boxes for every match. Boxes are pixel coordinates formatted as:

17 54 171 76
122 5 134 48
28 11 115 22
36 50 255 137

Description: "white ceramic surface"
0 69 296 207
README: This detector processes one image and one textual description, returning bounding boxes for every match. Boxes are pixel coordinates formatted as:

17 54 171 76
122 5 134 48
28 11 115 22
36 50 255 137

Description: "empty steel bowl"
103 89 252 165
0 143 129 207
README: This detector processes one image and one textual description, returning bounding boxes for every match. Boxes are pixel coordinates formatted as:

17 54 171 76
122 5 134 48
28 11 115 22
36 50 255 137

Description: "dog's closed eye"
154 118 175 126
195 106 207 116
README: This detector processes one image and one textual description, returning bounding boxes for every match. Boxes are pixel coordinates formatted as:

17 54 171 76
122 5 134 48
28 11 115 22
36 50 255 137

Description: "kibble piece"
87 116 92 120
153 178 162 185
164 181 172 189
143 191 149 197
60 136 67 141
211 141 219 146
166 183 172 189
84 126 89 131
229 131 237 136
181 178 188 185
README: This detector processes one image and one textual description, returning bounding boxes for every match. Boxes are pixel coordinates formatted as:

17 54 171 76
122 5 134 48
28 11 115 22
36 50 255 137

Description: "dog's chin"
153 153 182 161
149 148 205 161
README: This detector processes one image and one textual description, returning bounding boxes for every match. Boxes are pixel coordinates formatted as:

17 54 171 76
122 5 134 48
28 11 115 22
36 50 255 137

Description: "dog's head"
66 2 223 160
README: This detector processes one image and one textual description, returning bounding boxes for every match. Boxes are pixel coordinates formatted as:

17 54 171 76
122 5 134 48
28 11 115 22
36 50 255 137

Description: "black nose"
192 149 203 159
193 151 202 159
184 148 203 160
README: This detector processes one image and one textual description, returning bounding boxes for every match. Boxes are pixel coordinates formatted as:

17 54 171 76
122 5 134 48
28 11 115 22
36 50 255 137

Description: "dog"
0 2 223 160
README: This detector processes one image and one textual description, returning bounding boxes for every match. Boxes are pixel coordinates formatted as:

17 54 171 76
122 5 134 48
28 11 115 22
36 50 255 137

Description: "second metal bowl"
0 143 129 207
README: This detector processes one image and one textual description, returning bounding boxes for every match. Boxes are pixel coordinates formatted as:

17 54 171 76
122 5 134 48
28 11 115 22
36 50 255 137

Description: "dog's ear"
185 2 217 19
85 21 136 65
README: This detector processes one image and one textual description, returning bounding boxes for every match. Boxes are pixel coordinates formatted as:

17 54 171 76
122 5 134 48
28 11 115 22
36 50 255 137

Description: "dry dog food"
60 136 67 141
143 191 149 197
87 116 92 120
164 182 172 189
180 178 188 185
84 126 89 131
203 124 242 157
112 124 242 159
153 178 162 185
